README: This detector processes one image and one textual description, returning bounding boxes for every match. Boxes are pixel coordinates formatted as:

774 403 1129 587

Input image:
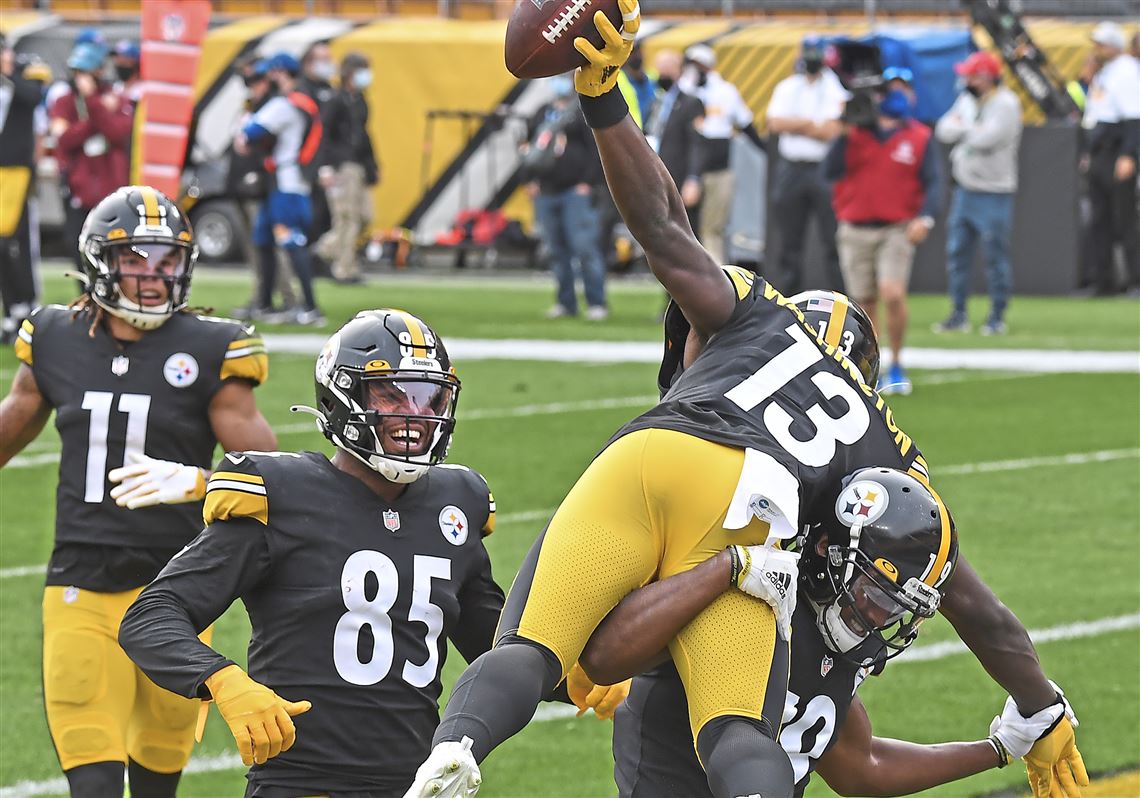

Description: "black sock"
127 759 181 798
432 640 562 762
696 715 794 798
64 761 123 798
287 248 317 311
256 245 277 309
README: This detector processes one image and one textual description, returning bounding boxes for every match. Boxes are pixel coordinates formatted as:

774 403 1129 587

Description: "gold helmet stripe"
140 186 162 226
392 309 427 349
824 294 850 350
923 482 954 588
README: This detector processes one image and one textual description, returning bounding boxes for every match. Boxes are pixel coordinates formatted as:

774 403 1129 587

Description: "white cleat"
403 736 482 798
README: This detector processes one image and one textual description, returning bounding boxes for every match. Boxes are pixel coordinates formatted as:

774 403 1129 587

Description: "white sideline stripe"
261 335 1140 373
1 615 1136 798
897 613 1140 663
2 447 1137 578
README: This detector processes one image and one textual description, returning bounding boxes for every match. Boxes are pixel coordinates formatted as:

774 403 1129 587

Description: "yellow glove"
204 665 312 766
1024 717 1089 798
572 0 641 97
566 662 631 721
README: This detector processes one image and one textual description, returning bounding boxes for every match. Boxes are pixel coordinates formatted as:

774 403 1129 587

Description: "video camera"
831 40 885 129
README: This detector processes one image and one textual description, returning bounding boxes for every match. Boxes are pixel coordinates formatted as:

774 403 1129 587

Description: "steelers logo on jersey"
163 352 199 388
834 480 889 526
439 505 469 546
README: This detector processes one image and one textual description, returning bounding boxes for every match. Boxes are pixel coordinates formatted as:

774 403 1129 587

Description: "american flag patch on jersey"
806 296 834 313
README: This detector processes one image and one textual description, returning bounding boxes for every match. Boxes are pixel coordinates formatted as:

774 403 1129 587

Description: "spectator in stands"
765 38 847 292
682 44 764 265
234 51 325 325
111 40 141 103
314 52 379 284
620 41 656 126
645 49 705 232
823 80 943 396
44 27 106 112
523 74 608 320
0 35 50 345
933 51 1023 335
50 41 133 276
1081 21 1140 297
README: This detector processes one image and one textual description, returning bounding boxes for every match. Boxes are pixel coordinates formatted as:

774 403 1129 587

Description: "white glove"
989 694 1067 763
730 545 800 641
108 451 207 509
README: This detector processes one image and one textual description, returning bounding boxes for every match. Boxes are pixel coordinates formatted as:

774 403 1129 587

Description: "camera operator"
823 73 943 396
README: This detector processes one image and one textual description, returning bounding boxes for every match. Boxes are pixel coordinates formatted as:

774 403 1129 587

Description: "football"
505 0 623 80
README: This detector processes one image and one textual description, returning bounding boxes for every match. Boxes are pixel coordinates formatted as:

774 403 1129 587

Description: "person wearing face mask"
111 40 141 103
934 51 1023 335
681 44 764 265
1078 21 1140 297
314 52 380 284
645 50 706 232
766 38 850 294
822 73 944 396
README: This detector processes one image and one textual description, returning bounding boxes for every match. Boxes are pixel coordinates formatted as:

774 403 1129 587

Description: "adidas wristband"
579 88 629 129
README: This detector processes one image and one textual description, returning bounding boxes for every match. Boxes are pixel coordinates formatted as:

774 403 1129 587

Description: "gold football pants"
516 427 786 739
43 585 211 773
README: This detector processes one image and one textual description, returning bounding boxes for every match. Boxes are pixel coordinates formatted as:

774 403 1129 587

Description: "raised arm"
573 1 736 338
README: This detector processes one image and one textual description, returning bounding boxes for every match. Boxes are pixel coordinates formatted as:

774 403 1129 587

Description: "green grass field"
1 268 1137 797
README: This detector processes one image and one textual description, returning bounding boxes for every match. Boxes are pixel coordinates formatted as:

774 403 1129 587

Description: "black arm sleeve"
1121 118 1140 160
118 517 273 699
450 544 506 665
741 122 766 151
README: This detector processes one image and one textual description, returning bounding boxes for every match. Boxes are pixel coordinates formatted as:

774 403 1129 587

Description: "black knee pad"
696 716 794 798
65 761 124 798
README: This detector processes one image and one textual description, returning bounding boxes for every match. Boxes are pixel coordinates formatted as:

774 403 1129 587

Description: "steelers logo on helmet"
78 186 198 331
293 309 461 485
835 480 889 526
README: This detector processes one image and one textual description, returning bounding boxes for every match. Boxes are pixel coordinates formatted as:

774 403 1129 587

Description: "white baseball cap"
1090 21 1126 50
685 44 717 69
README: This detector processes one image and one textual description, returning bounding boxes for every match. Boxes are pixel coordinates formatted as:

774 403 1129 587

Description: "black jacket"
0 58 48 167
525 100 603 195
320 87 379 184
645 87 705 189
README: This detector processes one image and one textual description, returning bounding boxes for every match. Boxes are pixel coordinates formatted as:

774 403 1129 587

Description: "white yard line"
2 447 1137 579
1 614 1136 797
260 335 1140 373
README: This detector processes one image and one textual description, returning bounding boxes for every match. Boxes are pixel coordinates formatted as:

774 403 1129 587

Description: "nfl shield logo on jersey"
111 355 130 377
821 655 834 677
383 509 401 532
439 505 469 546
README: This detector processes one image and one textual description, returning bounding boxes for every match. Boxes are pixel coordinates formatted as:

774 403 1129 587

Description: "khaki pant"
699 169 735 264
316 162 373 280
836 221 915 302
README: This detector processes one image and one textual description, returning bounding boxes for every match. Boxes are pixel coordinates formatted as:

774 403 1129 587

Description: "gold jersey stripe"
824 295 849 350
14 319 33 365
923 482 954 588
722 265 755 300
203 488 269 526
228 337 264 350
209 471 265 487
140 186 161 226
220 352 268 385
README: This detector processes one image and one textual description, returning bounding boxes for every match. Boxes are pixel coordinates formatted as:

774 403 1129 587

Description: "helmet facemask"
814 519 941 663
320 365 460 484
85 237 195 330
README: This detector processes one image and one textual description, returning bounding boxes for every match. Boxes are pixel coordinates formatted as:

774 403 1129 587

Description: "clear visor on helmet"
357 373 458 459
833 555 941 660
106 242 192 312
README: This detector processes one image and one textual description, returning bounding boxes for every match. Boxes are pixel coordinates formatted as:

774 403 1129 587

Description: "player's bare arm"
940 555 1056 713
0 364 52 467
814 696 1001 797
574 1 736 338
209 380 277 453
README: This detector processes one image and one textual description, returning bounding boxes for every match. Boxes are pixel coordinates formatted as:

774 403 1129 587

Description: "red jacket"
832 121 932 224
51 86 134 209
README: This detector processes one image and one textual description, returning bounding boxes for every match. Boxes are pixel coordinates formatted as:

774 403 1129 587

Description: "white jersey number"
780 689 838 784
724 323 870 467
80 391 151 503
333 551 451 687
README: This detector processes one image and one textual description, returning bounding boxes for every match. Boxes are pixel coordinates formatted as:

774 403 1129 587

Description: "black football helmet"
78 186 198 330
790 290 880 386
799 467 958 664
293 309 461 483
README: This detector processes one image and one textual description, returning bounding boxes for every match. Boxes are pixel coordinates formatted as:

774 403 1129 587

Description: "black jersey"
119 451 504 795
613 600 876 798
14 305 267 590
616 268 929 522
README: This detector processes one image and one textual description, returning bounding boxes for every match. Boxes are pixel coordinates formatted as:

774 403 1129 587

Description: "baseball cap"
113 39 141 61
1089 21 1126 50
685 44 716 69
67 42 106 73
265 51 300 75
954 51 1002 78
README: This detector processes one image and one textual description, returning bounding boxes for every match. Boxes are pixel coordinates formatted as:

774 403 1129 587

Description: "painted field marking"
1 614 1137 797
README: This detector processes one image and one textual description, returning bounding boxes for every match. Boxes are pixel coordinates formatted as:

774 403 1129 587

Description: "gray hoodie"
935 86 1022 193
